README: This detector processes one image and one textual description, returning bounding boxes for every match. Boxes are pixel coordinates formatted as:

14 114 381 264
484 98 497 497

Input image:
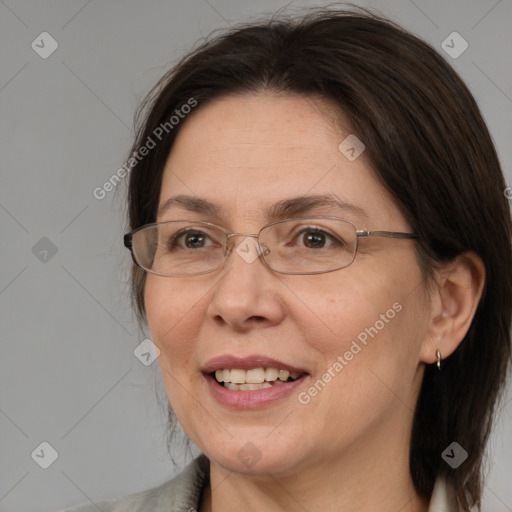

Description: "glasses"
123 216 419 277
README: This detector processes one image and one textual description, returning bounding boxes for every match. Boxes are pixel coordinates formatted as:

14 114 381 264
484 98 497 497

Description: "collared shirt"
63 454 460 512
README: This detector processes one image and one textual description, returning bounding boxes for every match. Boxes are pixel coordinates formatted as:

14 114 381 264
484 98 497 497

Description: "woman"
67 7 511 512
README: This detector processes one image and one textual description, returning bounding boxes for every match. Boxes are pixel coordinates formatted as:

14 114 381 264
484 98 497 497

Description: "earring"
436 349 442 370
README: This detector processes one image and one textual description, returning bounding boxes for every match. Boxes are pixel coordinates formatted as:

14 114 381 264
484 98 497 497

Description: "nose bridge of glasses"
224 232 261 256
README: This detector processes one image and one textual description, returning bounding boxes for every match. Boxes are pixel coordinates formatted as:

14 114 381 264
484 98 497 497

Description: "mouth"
202 355 309 408
211 367 304 391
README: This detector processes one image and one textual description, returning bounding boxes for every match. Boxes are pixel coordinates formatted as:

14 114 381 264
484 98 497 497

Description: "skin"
144 93 485 512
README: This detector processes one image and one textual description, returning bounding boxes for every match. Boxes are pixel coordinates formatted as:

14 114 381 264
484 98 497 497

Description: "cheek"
305 261 426 384
297 270 400 350
304 279 426 431
144 277 202 376
144 278 207 433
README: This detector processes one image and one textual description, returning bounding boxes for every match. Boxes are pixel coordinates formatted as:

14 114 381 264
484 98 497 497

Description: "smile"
213 367 302 391
202 355 310 408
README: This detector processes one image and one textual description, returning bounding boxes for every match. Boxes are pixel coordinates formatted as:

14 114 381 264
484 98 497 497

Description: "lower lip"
204 373 309 409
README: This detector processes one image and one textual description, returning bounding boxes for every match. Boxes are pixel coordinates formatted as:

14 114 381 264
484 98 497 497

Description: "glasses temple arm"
123 233 133 249
356 230 420 239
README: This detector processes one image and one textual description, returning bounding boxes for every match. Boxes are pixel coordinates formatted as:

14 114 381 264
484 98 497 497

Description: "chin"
196 429 312 477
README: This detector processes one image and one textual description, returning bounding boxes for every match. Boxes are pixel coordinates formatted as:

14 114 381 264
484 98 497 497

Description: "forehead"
169 93 347 166
158 93 402 228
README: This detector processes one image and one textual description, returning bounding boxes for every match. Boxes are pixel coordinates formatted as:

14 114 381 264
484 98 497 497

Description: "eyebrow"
157 193 368 221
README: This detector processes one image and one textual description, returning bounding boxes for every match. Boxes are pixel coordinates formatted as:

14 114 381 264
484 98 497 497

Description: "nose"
206 233 285 331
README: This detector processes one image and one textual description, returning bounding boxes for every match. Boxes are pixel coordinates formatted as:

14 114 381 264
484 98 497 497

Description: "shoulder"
61 458 459 512
60 454 209 512
428 474 461 512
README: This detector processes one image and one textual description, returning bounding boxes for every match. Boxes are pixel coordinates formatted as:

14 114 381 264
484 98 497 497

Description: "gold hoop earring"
436 349 442 370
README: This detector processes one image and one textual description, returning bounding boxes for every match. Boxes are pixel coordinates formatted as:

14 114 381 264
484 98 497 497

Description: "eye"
291 227 343 249
167 229 218 250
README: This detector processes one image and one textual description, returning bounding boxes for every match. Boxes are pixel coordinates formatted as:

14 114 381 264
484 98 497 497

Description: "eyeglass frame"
123 216 420 277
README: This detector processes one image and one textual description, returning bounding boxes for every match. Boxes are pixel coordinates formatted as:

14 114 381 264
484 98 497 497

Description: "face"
145 93 430 477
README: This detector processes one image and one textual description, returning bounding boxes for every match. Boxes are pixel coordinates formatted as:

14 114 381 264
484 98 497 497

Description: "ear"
420 251 486 365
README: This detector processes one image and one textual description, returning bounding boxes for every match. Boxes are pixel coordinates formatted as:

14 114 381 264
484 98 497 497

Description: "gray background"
0 0 511 511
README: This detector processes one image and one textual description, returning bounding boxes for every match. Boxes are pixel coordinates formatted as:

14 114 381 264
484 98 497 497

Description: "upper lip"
202 355 309 374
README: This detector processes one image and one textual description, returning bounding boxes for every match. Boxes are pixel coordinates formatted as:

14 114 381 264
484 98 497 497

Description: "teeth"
265 368 279 381
213 367 303 388
246 368 265 384
278 369 290 381
230 369 246 384
240 383 270 390
225 382 273 391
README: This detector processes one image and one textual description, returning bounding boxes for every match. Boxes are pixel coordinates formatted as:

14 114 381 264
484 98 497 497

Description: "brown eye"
166 228 222 251
183 232 207 249
302 230 327 248
292 228 343 249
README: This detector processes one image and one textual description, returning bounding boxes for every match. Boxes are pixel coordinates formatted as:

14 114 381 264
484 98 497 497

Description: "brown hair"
125 6 512 510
